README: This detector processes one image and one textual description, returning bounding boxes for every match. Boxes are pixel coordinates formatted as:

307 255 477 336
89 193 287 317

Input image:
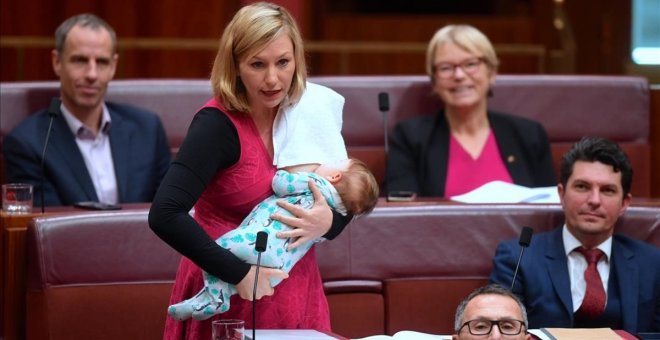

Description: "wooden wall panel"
0 0 241 80
318 15 536 43
0 0 648 81
312 15 539 75
564 0 631 75
0 48 54 81
651 86 660 198
0 0 640 79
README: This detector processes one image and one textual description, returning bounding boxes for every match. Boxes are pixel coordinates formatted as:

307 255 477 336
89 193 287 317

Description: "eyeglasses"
458 319 526 336
434 58 485 79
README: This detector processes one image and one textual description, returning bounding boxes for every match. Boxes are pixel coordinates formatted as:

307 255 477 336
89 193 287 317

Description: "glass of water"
211 319 244 340
2 183 33 214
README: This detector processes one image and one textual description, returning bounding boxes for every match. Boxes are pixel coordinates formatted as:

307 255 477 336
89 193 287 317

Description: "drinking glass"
212 319 244 340
2 183 33 214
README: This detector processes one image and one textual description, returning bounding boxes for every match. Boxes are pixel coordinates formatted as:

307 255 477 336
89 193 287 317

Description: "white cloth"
272 82 348 168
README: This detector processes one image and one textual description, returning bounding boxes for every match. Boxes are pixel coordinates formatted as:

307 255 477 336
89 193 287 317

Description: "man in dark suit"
489 137 660 334
3 14 171 206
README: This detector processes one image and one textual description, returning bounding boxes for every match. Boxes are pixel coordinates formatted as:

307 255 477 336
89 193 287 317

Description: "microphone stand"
252 231 268 340
510 246 527 291
378 92 390 197
40 98 61 213
510 226 533 291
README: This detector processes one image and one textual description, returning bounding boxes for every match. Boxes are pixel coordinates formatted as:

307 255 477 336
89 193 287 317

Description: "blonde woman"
149 3 350 338
387 25 555 197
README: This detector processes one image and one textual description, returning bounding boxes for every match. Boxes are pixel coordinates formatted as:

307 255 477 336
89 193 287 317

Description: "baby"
168 157 379 320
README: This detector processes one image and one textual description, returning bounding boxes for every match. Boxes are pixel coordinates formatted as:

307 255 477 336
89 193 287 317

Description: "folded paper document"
450 181 559 204
355 330 449 339
529 327 622 340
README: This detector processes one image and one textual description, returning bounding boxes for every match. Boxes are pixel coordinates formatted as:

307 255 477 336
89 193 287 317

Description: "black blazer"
3 102 172 206
386 109 556 197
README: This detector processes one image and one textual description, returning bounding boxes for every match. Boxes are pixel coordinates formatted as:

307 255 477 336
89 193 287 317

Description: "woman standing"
149 3 349 338
386 25 556 197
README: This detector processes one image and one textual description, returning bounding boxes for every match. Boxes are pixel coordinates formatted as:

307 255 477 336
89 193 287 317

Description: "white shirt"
60 104 118 204
562 225 611 312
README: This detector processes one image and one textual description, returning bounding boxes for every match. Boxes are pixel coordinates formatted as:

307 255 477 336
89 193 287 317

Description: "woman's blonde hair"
210 2 307 112
334 158 379 216
425 24 499 79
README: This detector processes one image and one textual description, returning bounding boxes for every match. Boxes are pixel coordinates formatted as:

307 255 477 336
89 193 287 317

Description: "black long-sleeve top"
148 107 351 285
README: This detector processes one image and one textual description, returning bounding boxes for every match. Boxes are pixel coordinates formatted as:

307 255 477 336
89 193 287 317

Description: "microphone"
252 231 268 340
40 97 61 213
378 92 390 155
510 226 533 291
378 92 390 198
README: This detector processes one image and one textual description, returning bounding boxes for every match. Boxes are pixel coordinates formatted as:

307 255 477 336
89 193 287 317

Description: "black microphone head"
378 92 390 112
255 231 268 252
48 97 62 117
519 226 533 247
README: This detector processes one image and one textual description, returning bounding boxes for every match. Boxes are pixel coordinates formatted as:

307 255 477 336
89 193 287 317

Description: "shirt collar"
60 103 112 138
562 225 612 261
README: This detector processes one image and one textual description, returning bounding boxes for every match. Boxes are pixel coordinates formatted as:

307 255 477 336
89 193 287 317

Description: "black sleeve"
148 107 250 285
324 211 353 240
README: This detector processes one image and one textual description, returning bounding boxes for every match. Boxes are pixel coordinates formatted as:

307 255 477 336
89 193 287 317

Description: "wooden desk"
1 211 43 340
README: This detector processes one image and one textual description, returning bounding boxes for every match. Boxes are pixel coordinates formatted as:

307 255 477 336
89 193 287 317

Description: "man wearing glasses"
453 284 531 340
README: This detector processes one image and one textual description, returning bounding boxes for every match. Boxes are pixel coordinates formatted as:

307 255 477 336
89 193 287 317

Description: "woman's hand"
235 266 288 301
272 180 333 250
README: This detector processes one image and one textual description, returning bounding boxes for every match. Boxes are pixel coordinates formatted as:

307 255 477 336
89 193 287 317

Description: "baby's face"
315 159 351 179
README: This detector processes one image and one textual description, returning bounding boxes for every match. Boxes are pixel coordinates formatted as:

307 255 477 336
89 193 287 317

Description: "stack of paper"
529 328 622 340
450 181 559 204
354 330 449 339
244 329 339 339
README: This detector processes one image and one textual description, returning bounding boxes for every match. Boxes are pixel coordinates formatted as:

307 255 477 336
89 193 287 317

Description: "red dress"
164 99 330 339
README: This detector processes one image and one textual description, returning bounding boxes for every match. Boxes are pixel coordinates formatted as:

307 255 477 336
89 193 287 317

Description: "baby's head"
315 158 379 215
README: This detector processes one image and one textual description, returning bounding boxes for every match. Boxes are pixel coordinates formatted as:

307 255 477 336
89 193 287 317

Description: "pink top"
444 130 513 197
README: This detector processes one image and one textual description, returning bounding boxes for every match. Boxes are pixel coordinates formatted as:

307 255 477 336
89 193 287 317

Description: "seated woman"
386 24 556 198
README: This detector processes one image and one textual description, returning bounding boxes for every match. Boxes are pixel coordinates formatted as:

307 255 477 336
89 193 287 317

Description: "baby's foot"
191 287 231 320
168 288 220 321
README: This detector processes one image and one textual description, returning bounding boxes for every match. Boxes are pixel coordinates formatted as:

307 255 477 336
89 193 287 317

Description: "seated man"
2 13 171 206
490 137 660 333
453 284 531 340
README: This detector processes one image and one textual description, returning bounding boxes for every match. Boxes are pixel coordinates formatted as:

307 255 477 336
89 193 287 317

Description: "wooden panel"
0 1 639 79
315 15 538 75
327 293 384 339
564 0 630 74
651 86 660 198
1 212 34 340
385 278 488 335
0 0 241 80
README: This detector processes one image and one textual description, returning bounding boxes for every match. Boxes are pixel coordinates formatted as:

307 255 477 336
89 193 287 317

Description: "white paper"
355 330 450 339
450 181 559 204
244 329 339 339
528 329 553 340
